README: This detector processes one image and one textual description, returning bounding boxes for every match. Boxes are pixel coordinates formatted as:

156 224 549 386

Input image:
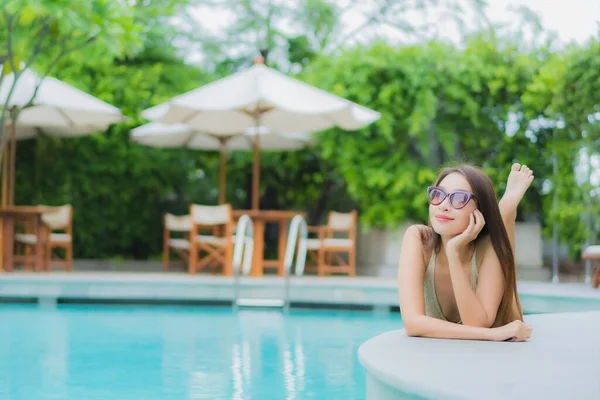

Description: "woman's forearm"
404 314 493 341
447 251 490 327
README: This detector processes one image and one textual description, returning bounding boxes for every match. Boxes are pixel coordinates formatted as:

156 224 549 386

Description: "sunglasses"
427 186 476 210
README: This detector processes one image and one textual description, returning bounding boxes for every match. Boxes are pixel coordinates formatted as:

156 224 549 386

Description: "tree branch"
0 9 38 140
327 15 377 53
22 34 99 110
0 110 7 173
0 10 25 166
22 18 51 69
4 10 18 74
0 58 7 93
337 0 358 17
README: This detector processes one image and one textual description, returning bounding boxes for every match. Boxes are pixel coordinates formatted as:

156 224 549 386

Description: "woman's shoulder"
403 224 433 263
403 224 426 238
404 224 433 245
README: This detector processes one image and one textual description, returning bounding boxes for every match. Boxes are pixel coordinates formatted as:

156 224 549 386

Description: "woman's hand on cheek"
446 209 485 255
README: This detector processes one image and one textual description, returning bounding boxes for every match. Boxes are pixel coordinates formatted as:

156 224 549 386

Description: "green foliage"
522 39 600 258
0 0 142 74
0 0 144 168
8 0 600 263
196 0 341 73
300 37 545 228
13 2 217 259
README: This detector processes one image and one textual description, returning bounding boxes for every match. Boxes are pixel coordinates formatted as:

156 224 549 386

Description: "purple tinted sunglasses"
427 186 476 210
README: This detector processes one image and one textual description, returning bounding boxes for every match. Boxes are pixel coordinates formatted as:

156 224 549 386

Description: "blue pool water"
2 296 600 400
0 305 401 400
520 294 600 314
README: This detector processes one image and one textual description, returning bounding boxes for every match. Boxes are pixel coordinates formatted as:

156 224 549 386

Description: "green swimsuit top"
423 247 479 323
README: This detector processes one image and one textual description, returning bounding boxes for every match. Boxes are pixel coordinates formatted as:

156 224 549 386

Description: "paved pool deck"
0 272 598 309
359 311 600 400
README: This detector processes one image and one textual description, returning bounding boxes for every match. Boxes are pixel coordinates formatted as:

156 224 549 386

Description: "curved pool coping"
0 273 598 311
358 311 600 400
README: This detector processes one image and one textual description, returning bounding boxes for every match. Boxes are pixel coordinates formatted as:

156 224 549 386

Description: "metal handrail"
232 214 308 312
282 215 308 312
233 215 254 310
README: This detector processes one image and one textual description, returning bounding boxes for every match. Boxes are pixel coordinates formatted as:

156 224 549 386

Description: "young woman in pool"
398 163 534 342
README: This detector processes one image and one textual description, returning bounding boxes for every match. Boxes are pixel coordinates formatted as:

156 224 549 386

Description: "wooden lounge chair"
304 210 357 276
14 204 73 271
189 203 235 276
162 213 192 271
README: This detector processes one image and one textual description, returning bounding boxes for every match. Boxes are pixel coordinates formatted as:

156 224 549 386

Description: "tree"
522 38 600 258
0 0 142 167
299 35 544 228
13 1 217 259
188 0 490 75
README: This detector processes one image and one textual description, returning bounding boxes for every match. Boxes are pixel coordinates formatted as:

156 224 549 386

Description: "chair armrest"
307 225 333 240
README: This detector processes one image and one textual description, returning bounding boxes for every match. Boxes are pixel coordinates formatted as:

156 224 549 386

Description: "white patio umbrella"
130 121 316 203
0 67 126 205
141 57 380 209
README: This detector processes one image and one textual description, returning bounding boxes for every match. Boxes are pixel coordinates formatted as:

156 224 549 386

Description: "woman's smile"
435 214 454 222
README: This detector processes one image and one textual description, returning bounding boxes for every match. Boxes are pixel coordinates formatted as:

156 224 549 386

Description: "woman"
398 163 534 341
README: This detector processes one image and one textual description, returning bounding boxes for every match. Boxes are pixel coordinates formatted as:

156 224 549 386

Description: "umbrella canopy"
142 63 380 134
141 57 380 209
130 122 316 203
0 68 125 136
130 122 315 151
0 67 126 205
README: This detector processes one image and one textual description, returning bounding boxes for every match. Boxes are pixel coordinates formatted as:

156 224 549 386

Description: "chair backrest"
190 203 233 238
164 213 192 232
327 210 357 239
190 204 232 226
40 204 73 232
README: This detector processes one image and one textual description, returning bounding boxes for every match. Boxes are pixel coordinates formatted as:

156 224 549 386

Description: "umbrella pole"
219 143 227 204
9 122 16 205
252 131 260 210
1 137 8 207
0 130 6 272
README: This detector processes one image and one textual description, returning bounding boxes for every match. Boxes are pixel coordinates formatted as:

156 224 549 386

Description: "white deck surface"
359 311 600 400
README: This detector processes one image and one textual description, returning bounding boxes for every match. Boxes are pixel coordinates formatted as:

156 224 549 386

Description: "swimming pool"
1 294 600 400
0 305 402 400
520 294 600 314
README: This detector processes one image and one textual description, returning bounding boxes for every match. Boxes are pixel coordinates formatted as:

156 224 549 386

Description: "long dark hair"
420 164 523 327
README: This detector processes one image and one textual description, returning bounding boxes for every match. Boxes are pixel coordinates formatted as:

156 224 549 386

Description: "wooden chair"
162 213 192 271
189 203 234 276
304 210 357 276
14 204 73 271
13 216 37 270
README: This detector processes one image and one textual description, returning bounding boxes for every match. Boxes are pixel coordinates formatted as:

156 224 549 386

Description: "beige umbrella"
0 68 126 205
130 121 316 204
141 57 379 209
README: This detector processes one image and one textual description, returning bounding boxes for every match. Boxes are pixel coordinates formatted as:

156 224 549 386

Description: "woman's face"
428 172 477 237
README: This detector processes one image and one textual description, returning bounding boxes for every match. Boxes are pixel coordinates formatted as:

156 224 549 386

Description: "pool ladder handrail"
282 215 308 312
232 214 255 309
232 214 308 311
